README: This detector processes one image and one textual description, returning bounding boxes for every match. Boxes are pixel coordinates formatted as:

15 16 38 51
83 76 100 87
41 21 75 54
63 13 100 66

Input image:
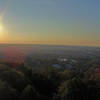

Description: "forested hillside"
0 62 99 100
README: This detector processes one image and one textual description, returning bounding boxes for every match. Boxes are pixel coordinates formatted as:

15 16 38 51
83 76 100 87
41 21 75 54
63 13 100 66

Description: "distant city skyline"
0 0 100 46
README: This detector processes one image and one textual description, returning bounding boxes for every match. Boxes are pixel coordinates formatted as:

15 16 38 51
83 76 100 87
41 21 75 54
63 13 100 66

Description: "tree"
57 77 100 100
0 80 17 100
20 85 38 100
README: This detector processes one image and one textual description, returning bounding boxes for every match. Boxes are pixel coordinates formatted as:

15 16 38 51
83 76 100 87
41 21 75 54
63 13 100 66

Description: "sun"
0 23 4 34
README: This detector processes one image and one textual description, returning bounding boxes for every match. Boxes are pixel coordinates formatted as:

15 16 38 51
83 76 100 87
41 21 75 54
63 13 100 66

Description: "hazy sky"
0 0 100 46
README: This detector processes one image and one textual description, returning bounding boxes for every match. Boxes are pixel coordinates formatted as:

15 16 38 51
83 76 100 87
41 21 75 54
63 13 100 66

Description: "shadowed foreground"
0 62 99 100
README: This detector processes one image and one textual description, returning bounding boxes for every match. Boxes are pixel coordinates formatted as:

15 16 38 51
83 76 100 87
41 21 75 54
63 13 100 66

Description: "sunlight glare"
0 23 4 35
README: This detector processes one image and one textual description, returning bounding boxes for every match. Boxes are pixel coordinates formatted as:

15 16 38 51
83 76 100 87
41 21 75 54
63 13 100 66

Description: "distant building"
58 58 68 62
71 59 78 63
52 64 61 69
65 64 72 69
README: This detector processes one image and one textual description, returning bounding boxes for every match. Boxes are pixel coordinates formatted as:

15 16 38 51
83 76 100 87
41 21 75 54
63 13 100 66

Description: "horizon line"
0 43 100 48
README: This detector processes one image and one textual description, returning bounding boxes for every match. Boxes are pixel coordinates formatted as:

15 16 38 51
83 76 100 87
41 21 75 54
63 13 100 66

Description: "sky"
0 0 100 46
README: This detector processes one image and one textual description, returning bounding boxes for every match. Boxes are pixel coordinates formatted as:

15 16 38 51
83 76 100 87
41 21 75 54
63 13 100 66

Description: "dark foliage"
0 63 99 100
